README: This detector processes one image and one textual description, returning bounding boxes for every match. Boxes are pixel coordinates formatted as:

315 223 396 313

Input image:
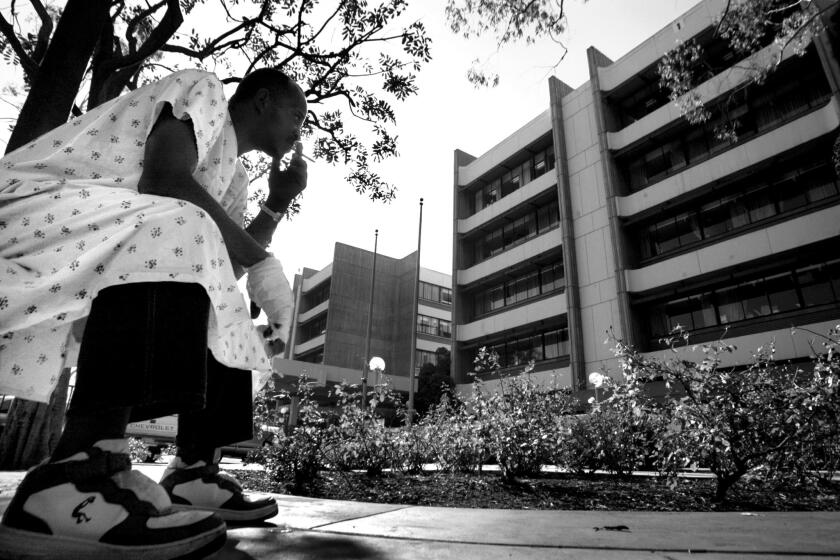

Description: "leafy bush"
418 393 486 474
414 347 455 418
561 406 666 477
249 377 324 488
392 421 434 474
127 437 174 463
321 382 404 476
470 348 578 482
605 326 840 502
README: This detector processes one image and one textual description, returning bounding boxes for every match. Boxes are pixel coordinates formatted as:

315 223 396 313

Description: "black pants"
67 282 253 449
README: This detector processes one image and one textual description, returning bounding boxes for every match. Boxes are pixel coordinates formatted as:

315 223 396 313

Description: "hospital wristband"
260 203 283 223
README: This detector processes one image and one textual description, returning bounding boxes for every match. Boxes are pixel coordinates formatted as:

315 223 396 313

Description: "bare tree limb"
102 0 182 72
160 0 270 61
307 2 342 46
0 11 38 77
109 1 126 27
714 0 733 38
28 0 53 64
125 0 167 55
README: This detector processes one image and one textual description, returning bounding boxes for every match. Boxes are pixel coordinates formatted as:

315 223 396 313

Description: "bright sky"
0 0 703 286
270 0 701 285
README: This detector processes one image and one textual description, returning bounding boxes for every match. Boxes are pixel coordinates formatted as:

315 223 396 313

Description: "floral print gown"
0 69 271 403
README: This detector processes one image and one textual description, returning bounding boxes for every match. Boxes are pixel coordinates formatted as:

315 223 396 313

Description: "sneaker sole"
171 501 279 524
0 522 226 560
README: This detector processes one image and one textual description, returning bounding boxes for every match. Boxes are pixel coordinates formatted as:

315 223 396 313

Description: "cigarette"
292 141 314 163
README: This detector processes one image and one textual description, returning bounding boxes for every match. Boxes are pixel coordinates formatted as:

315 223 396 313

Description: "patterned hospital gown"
0 69 271 403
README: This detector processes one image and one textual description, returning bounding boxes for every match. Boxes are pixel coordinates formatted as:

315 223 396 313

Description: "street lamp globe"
369 356 385 373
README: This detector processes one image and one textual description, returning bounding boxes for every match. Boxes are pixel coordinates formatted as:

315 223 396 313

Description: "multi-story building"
279 242 451 392
452 0 840 390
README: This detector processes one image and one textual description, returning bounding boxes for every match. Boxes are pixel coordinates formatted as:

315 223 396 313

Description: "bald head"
228 68 308 157
230 68 305 108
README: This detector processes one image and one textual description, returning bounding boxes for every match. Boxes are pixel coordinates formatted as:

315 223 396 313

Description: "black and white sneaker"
160 456 278 524
0 439 226 560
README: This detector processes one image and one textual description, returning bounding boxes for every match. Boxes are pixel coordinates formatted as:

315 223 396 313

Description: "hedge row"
249 327 840 502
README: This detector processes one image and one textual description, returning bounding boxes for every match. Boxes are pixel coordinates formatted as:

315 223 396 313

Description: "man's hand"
266 142 308 211
247 256 293 343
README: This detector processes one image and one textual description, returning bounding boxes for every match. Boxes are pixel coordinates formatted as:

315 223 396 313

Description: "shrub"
605 326 840 502
470 348 578 482
321 381 404 476
249 377 324 488
561 406 666 477
419 393 486 474
392 421 434 474
127 437 174 463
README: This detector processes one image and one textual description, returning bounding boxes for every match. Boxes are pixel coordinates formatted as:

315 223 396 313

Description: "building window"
417 314 452 338
643 258 840 341
619 49 830 193
531 146 555 181
469 147 555 215
300 351 324 364
470 200 559 265
634 158 839 261
472 261 564 318
299 313 327 342
419 281 452 305
415 349 437 370
304 281 330 310
471 326 569 371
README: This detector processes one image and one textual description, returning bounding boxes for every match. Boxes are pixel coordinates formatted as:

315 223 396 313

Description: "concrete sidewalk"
1 466 838 559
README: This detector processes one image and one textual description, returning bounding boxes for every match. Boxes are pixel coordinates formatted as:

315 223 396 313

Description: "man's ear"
254 88 272 114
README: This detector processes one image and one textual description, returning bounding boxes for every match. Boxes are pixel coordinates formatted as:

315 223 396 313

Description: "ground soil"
236 469 840 512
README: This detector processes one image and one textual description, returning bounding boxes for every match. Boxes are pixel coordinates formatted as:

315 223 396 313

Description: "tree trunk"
0 0 111 469
0 369 71 469
5 0 111 154
712 470 744 503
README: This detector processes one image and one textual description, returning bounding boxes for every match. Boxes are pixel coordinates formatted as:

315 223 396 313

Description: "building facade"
283 242 451 391
452 0 840 390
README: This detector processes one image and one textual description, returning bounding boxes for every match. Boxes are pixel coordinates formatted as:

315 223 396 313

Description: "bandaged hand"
246 255 293 344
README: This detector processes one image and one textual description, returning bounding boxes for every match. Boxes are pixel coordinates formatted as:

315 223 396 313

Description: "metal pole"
361 229 378 408
284 271 304 360
407 198 423 425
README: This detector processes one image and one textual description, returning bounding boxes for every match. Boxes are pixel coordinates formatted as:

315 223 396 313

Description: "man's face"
265 89 307 158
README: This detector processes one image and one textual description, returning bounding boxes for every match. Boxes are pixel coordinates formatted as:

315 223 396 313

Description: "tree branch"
308 2 342 46
102 0 182 72
28 0 52 64
160 1 269 61
124 0 166 54
713 0 732 38
0 11 38 77
774 5 830 66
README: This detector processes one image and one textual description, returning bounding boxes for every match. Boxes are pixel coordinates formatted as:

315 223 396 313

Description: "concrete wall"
597 0 727 92
323 243 407 375
291 243 451 382
560 80 623 378
457 110 552 186
456 293 567 342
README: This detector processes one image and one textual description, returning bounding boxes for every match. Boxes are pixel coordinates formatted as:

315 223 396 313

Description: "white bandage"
246 256 293 343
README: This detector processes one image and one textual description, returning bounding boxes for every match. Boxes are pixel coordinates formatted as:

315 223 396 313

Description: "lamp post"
361 229 379 409
369 356 385 399
588 372 605 404
407 198 423 425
